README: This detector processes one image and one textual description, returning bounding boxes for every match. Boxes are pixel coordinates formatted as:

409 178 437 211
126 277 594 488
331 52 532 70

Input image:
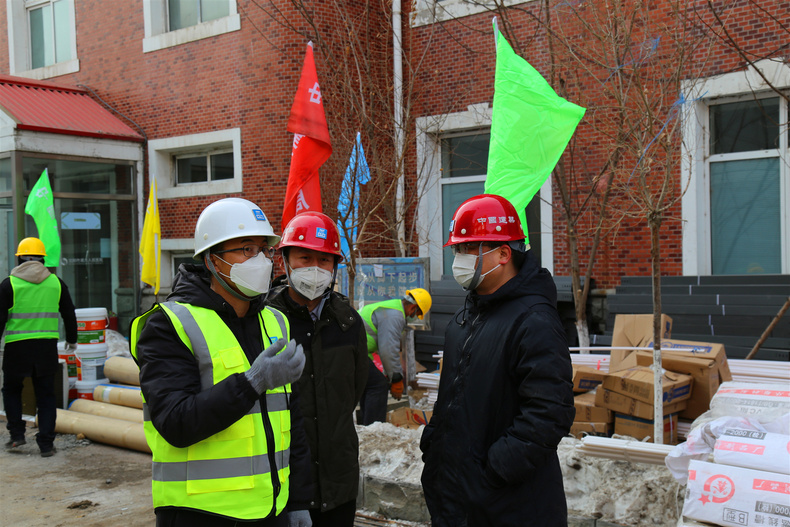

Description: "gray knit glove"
288 510 312 527
244 338 305 394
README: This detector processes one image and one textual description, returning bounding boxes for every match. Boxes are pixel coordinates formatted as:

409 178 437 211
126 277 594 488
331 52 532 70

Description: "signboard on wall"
338 257 431 330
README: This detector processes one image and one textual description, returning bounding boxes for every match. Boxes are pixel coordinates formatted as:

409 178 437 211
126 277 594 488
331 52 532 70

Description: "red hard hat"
280 211 343 259
444 194 525 247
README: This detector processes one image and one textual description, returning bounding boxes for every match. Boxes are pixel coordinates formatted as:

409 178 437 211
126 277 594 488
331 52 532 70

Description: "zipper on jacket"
261 390 280 513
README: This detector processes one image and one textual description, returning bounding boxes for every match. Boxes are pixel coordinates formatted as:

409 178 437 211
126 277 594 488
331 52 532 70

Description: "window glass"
0 158 11 277
169 0 198 31
441 133 489 178
710 98 780 154
211 152 234 181
29 5 53 69
710 158 780 274
53 0 71 63
201 0 230 22
441 181 485 275
177 156 209 184
23 158 133 195
8 157 137 335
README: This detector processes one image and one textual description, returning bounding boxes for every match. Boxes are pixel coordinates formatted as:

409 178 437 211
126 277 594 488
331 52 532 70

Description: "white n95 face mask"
452 247 500 290
217 252 273 297
289 266 333 300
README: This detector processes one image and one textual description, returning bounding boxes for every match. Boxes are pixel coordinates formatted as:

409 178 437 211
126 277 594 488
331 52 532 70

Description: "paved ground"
0 428 154 527
0 421 427 527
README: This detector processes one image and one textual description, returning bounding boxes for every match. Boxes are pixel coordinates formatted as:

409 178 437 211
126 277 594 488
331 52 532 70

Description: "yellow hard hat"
405 288 432 319
16 237 46 257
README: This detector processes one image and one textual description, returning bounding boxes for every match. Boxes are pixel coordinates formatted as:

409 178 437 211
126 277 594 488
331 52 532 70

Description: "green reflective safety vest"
358 298 403 359
5 274 61 343
130 301 291 520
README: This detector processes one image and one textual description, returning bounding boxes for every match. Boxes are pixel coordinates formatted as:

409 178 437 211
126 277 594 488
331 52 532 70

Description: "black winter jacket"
420 252 575 527
133 264 312 518
266 284 368 512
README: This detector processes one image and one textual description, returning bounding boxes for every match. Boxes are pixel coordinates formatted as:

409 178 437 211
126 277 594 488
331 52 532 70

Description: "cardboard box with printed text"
574 391 614 422
601 366 693 405
614 412 679 444
610 314 672 371
595 387 687 420
642 338 732 383
619 351 720 420
572 365 607 393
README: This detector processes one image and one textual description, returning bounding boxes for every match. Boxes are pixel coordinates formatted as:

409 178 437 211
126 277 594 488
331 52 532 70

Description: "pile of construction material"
666 383 790 527
53 355 149 453
570 314 735 444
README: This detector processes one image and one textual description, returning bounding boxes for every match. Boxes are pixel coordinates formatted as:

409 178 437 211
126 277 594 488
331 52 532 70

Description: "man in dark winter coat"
266 211 368 527
1 237 78 457
132 198 313 527
420 194 575 527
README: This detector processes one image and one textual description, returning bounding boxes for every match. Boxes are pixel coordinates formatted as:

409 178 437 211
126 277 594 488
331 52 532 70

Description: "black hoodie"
420 251 575 527
134 263 312 515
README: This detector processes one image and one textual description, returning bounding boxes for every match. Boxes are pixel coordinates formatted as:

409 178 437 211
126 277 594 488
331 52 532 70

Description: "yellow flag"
139 175 161 295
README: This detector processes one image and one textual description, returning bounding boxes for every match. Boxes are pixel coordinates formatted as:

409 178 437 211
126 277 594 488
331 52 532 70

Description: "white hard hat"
193 198 280 259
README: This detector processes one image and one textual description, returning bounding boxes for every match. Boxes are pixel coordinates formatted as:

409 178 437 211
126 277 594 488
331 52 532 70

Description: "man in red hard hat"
267 211 368 527
420 194 574 526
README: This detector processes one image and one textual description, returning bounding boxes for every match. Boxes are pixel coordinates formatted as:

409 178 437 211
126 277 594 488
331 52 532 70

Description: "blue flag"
337 132 370 257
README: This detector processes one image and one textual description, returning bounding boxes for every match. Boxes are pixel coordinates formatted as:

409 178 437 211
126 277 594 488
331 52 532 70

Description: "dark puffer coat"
420 252 575 527
266 284 368 512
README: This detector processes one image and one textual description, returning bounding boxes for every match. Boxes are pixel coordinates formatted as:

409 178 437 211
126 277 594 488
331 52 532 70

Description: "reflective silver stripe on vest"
265 307 289 342
152 450 289 482
5 329 58 335
161 302 217 391
8 312 58 319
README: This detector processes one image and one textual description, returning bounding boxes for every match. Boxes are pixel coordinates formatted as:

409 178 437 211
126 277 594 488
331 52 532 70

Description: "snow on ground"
357 422 683 526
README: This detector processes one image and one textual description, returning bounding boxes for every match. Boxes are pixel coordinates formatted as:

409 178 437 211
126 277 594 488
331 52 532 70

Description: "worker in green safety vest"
1 237 78 457
357 288 432 425
131 198 312 527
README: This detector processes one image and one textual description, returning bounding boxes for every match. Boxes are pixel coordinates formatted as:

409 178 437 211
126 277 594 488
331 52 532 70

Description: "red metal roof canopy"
0 75 144 143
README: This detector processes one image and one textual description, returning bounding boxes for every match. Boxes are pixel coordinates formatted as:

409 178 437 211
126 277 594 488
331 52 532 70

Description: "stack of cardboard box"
597 365 692 443
570 365 612 438
608 314 732 422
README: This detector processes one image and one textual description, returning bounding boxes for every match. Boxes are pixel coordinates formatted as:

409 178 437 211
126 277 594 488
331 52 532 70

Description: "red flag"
283 42 332 229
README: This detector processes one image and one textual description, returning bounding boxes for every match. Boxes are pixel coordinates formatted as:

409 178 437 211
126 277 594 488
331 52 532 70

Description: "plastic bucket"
76 307 109 344
76 342 108 381
57 341 79 379
75 378 109 400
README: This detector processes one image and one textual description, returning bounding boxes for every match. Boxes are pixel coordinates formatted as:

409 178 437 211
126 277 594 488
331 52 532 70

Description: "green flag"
485 23 585 245
24 168 61 267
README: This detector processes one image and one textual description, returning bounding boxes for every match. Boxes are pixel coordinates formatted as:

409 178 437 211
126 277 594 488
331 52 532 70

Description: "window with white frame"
149 128 242 199
708 96 786 275
416 104 552 282
681 60 790 276
7 0 79 78
143 0 240 53
411 0 533 28
168 0 230 31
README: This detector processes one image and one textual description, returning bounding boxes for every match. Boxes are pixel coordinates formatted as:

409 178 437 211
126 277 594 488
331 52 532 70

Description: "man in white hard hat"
132 198 312 527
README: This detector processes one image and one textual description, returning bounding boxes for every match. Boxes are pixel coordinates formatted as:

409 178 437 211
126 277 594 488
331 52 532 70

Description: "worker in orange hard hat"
420 195 574 526
1 237 78 458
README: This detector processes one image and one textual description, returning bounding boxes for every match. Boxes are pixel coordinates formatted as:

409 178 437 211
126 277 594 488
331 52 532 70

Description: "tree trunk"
649 214 664 444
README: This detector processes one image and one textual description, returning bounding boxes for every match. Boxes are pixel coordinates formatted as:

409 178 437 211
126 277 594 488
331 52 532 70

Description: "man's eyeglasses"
451 242 492 255
215 245 275 258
